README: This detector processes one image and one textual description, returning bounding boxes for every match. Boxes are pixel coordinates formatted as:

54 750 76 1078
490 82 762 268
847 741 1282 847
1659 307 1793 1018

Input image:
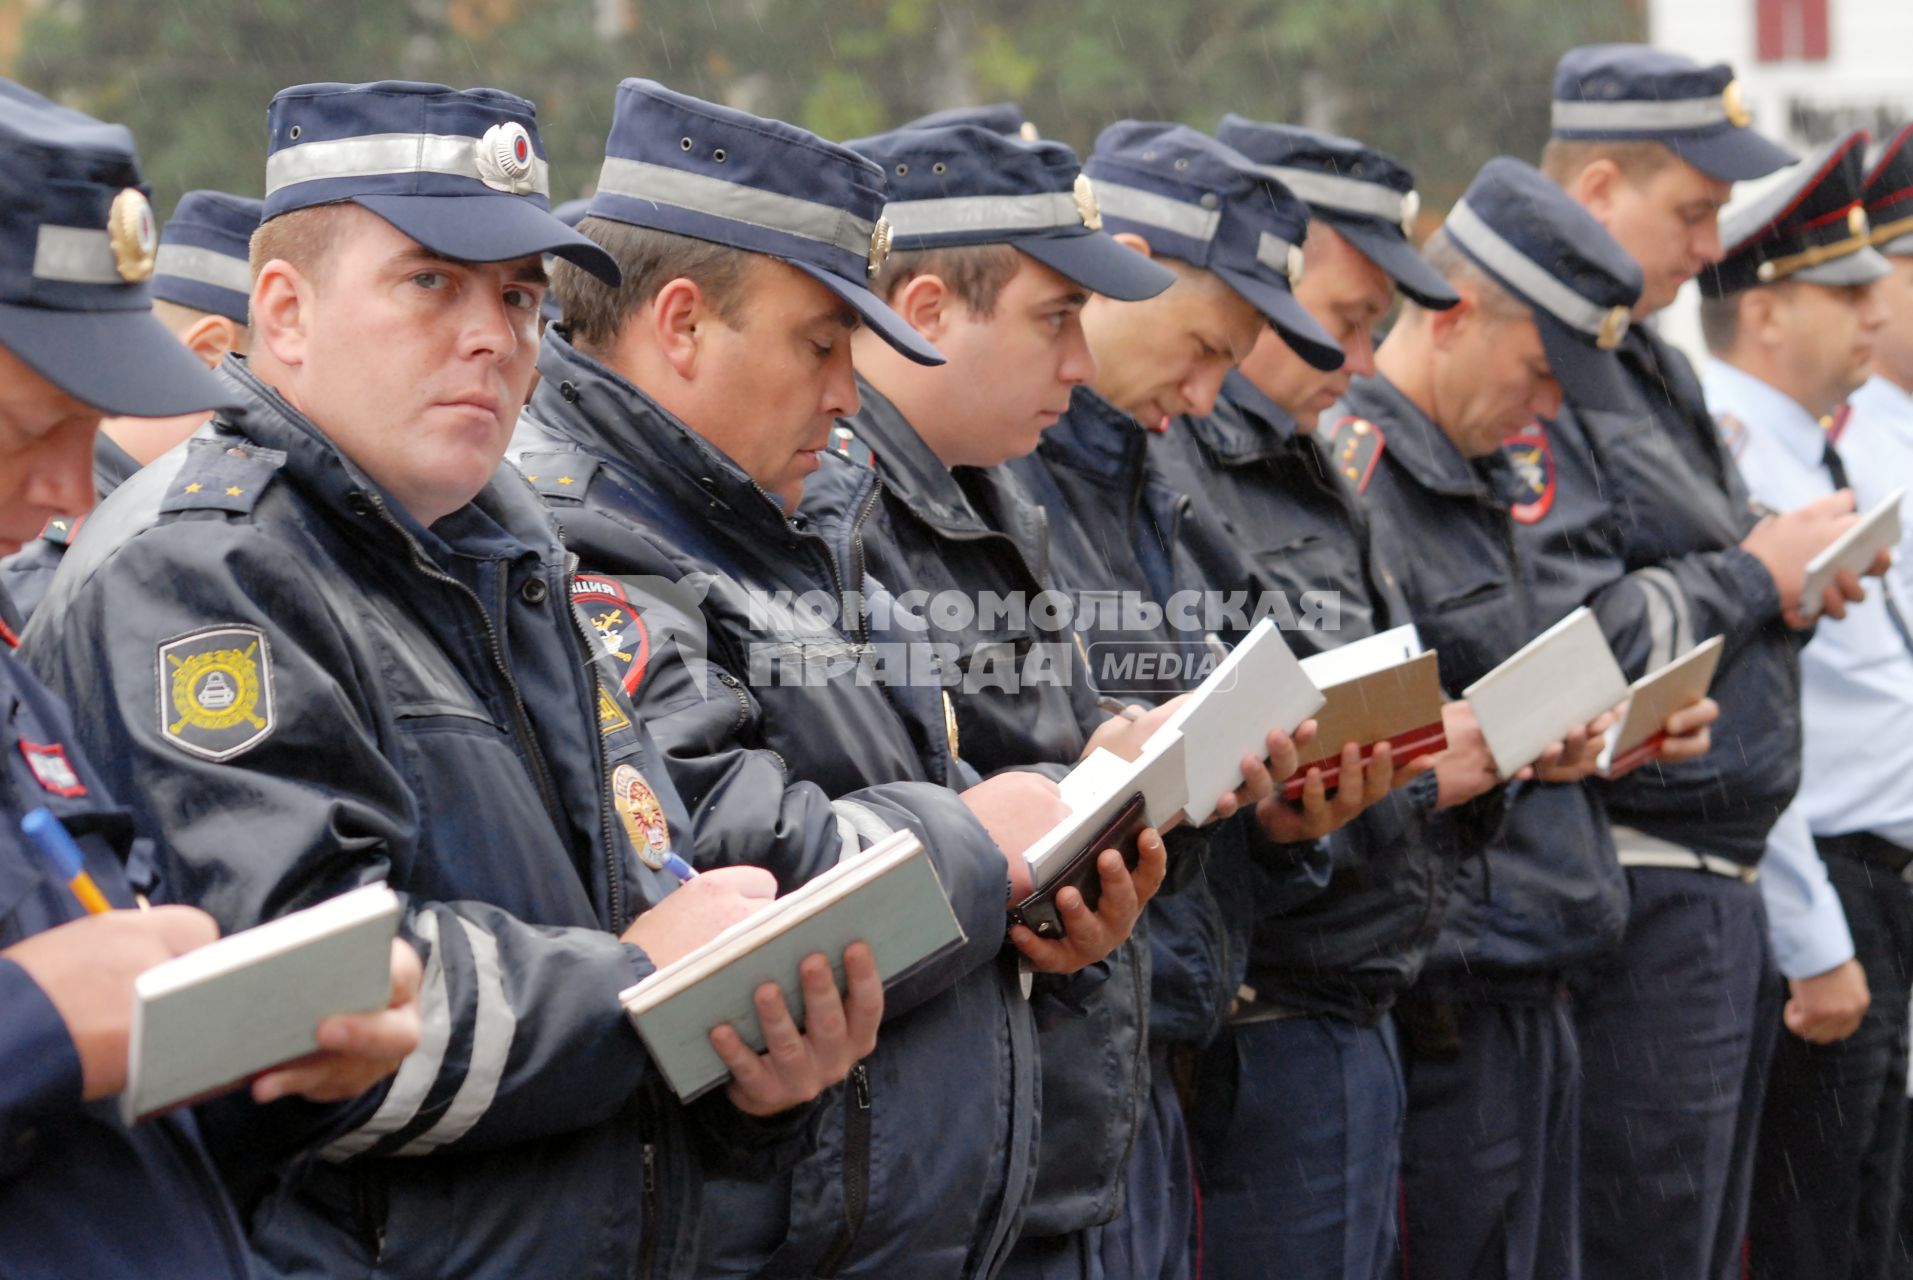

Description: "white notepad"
620 831 963 1101
1463 607 1629 780
1596 636 1725 776
1021 734 1192 888
123 882 400 1125
1157 620 1326 823
1801 487 1904 620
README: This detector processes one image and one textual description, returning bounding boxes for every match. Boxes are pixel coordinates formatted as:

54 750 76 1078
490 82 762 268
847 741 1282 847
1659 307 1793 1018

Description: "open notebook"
620 831 963 1101
123 882 400 1125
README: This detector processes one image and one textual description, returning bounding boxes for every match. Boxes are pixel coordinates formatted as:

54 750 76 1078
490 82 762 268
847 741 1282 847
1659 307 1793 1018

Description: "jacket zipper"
638 1137 660 1279
814 1062 872 1276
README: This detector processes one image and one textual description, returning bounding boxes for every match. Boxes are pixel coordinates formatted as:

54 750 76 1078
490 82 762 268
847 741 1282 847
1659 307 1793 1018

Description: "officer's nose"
1340 326 1378 379
821 343 859 419
24 416 101 519
1057 315 1098 387
1184 362 1231 418
1858 283 1891 334
460 291 521 364
1531 375 1564 422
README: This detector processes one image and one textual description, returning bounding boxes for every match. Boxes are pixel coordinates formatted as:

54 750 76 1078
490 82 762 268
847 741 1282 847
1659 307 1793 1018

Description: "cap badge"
1018 121 1041 143
1848 204 1870 239
868 215 893 278
1596 304 1630 350
1074 173 1104 231
1286 242 1305 287
475 121 538 195
107 189 157 283
1401 189 1421 238
1721 80 1752 129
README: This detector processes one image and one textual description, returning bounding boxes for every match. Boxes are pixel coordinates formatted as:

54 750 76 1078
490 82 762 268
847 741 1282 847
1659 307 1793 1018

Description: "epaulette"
827 424 877 469
157 437 286 518
1326 415 1386 493
37 514 82 547
515 451 602 503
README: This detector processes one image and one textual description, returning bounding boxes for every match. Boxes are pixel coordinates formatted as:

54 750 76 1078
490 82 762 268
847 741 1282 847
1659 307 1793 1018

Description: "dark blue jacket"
511 334 1038 1280
1153 373 1498 1023
1525 329 1800 865
839 383 1153 1240
2 433 139 625
1005 388 1332 1045
25 357 757 1280
0 647 253 1280
1332 374 1626 984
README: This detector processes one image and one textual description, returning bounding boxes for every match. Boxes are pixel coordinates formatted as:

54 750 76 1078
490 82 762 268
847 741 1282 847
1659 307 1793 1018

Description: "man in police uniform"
1536 47 1878 1277
512 79 1136 1279
0 77 422 1280
25 79 882 1279
1328 157 1665 1277
2 189 262 622
1696 130 1910 1276
1147 120 1513 1278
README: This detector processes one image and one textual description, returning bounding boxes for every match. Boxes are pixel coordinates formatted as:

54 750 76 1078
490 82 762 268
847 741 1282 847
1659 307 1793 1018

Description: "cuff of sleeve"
1723 545 1784 624
1770 927 1856 983
0 957 86 1161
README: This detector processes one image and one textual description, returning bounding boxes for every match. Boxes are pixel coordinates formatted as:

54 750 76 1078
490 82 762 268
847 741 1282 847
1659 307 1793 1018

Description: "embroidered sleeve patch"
157 625 276 761
1500 423 1557 524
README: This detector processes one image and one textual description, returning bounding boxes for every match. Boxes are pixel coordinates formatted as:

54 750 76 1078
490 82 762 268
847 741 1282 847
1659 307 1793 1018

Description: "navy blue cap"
1863 124 1913 258
152 191 262 325
584 78 942 365
1704 131 1891 298
846 125 1174 303
0 77 239 417
264 80 618 286
1440 157 1643 410
1215 115 1457 310
1083 122 1343 371
1551 44 1796 183
900 103 1039 141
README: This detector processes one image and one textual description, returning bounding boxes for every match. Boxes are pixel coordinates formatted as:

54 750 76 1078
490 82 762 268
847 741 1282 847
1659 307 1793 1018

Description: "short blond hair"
248 204 351 285
1539 138 1680 187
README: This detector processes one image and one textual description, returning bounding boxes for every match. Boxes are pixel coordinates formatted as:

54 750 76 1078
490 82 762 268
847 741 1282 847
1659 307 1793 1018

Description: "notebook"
1801 487 1904 621
620 831 963 1101
1595 635 1725 776
1463 607 1629 779
123 882 401 1125
1289 627 1447 800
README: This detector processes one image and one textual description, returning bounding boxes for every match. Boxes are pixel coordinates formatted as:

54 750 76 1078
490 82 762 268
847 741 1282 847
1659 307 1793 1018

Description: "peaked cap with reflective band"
1551 44 1796 182
1083 121 1343 371
153 191 262 325
0 76 239 417
1215 115 1457 310
1703 131 1891 298
264 80 619 285
584 77 943 365
846 124 1174 302
1441 156 1643 410
1863 123 1913 258
900 102 1039 141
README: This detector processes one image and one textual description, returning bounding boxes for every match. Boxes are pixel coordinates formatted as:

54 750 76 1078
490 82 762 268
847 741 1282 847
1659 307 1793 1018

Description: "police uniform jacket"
511 332 1037 1280
1334 374 1626 982
1 434 140 626
1153 373 1502 1023
1531 328 1801 866
23 356 754 1280
0 649 252 1280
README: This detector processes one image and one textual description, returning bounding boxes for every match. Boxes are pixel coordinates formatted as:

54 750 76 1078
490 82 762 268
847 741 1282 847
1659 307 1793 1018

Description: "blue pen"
659 850 698 884
22 807 113 914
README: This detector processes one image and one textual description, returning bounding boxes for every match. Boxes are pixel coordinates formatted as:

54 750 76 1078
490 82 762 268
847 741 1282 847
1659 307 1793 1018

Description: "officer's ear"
650 276 709 380
1565 157 1627 223
179 313 247 369
890 271 952 341
1424 286 1474 352
1741 286 1785 351
250 259 313 371
1111 233 1154 259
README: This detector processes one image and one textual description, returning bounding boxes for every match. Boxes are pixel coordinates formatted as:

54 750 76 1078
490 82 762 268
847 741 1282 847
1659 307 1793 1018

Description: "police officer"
1695 131 1910 1277
510 78 1116 1279
1327 157 1664 1276
0 77 420 1279
1537 47 1875 1278
1 189 261 621
1148 120 1507 1279
24 79 880 1279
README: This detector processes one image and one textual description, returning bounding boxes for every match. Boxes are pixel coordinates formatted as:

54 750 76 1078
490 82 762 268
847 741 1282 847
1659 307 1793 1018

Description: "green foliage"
12 0 1641 220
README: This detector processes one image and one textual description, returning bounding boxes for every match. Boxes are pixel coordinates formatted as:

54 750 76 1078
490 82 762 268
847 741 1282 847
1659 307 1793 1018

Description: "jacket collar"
1338 373 1489 499
843 378 992 537
1185 369 1302 465
1040 386 1149 486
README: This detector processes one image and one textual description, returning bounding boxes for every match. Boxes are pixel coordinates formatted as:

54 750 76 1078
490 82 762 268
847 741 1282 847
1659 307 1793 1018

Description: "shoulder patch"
827 425 877 469
1328 416 1386 493
572 574 650 695
516 452 601 502
1500 422 1556 524
1715 413 1748 460
611 762 672 870
158 439 285 518
157 625 276 761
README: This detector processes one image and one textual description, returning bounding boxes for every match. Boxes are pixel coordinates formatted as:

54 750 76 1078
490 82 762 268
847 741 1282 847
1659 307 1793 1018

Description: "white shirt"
1704 358 1880 978
1843 373 1913 632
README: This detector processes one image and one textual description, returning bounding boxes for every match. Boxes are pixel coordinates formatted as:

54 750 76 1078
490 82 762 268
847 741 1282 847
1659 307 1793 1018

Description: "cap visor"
1672 129 1800 184
1332 217 1460 310
1880 232 1913 259
354 193 622 287
1214 266 1345 372
1793 246 1893 287
789 261 946 366
1015 230 1177 302
1536 313 1631 413
0 302 242 417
